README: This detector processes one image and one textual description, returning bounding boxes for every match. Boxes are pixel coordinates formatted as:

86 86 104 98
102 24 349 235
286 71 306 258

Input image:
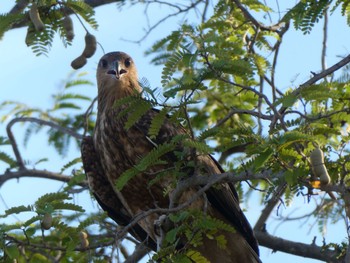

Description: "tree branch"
254 183 287 232
124 243 150 263
6 116 83 169
255 230 343 263
279 54 350 115
231 0 286 32
0 168 88 188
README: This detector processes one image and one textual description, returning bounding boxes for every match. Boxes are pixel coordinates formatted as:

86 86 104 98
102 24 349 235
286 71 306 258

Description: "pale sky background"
1 1 350 262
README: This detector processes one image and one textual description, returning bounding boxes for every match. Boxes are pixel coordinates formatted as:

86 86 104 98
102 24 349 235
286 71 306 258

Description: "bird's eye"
100 59 108 68
125 58 131 67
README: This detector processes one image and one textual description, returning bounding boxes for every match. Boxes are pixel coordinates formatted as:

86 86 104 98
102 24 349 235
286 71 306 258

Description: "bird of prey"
81 51 261 262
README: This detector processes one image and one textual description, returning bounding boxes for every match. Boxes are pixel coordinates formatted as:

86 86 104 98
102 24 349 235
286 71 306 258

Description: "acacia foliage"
2 0 350 262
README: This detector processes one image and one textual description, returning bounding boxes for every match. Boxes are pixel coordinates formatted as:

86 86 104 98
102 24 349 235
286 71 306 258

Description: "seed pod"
29 3 45 31
41 213 53 230
82 33 96 58
25 27 35 46
62 16 74 41
310 147 331 185
79 231 89 248
71 55 87 69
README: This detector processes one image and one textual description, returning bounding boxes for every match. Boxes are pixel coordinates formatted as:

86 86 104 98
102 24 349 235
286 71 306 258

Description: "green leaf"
166 227 180 244
0 151 17 167
253 148 274 170
4 245 19 259
65 0 98 29
186 250 210 263
124 99 152 130
116 142 175 190
1 205 32 217
25 227 37 237
0 136 10 145
35 192 70 209
60 157 82 173
51 202 85 212
277 92 298 108
149 108 168 138
0 13 23 40
182 139 213 155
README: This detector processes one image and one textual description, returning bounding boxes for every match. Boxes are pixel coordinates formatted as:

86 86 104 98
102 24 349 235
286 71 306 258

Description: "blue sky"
1 1 350 262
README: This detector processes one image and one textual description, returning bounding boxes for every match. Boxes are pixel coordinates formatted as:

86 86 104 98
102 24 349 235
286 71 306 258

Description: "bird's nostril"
107 69 117 75
120 69 127 75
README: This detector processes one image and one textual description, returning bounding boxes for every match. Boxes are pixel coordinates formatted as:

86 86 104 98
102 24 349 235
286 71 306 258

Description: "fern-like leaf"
149 108 168 138
1 205 33 218
35 192 70 208
162 51 184 87
124 99 152 129
0 151 17 167
51 202 85 212
116 142 176 190
60 157 82 173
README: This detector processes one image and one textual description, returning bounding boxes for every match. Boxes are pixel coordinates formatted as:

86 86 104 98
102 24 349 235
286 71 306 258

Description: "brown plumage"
81 51 261 262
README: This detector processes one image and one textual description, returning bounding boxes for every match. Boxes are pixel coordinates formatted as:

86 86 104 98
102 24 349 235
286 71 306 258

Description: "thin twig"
231 0 286 32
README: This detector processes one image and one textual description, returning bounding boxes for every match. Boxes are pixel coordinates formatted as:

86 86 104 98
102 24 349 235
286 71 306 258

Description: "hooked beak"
107 61 127 79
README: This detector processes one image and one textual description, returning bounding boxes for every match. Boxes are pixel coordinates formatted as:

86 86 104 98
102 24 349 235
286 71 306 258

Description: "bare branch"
255 230 343 263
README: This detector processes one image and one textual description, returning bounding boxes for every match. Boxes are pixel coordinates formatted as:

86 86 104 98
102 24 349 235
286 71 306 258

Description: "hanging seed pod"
82 33 96 58
41 213 53 230
310 147 331 185
71 55 87 69
29 3 45 31
25 26 35 46
62 16 74 41
79 231 89 248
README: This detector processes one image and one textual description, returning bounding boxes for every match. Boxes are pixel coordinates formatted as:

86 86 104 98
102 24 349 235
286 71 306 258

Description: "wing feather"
81 136 157 251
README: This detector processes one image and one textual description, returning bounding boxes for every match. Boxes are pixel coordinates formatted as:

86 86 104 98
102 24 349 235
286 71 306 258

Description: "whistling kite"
81 52 260 262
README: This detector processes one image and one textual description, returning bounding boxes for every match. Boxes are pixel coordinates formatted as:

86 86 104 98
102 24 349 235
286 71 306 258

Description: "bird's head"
96 52 141 100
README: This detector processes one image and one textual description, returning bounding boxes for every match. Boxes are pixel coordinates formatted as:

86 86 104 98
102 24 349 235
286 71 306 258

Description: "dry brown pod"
310 147 331 185
41 213 53 230
62 16 74 41
71 55 87 69
82 33 97 58
29 3 45 31
79 231 89 248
